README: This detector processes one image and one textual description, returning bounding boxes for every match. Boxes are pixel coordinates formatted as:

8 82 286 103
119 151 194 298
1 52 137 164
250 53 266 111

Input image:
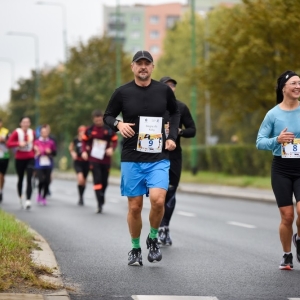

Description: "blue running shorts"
120 159 170 197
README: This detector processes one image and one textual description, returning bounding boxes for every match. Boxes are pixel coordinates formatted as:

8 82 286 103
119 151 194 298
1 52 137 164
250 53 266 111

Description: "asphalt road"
1 175 300 300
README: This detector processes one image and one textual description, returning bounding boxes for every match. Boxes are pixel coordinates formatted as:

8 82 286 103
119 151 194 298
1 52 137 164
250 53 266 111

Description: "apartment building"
103 0 241 61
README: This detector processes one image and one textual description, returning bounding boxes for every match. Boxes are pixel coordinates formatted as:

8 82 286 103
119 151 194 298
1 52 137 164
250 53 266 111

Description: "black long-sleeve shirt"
104 79 180 162
166 99 196 159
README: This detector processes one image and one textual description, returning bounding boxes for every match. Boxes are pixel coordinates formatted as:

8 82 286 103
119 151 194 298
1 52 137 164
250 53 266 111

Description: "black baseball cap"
159 76 177 85
132 50 153 63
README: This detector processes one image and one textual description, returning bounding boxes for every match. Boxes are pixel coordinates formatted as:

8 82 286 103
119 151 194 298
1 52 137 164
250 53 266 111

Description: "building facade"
103 0 241 61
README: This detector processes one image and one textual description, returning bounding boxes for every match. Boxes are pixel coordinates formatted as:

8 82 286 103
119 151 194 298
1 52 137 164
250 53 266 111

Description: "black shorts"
74 160 90 179
169 157 182 187
0 159 9 175
271 156 300 207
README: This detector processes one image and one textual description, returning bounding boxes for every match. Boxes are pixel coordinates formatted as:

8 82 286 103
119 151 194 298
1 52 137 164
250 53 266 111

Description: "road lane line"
132 296 218 300
176 211 196 217
227 221 256 229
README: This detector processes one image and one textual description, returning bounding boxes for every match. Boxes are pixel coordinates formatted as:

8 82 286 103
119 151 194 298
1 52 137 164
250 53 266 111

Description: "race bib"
91 139 107 160
40 155 51 166
281 139 300 158
136 116 163 153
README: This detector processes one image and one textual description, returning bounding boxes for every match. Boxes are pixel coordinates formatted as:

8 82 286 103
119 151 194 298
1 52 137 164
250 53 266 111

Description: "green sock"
149 227 158 239
131 237 140 249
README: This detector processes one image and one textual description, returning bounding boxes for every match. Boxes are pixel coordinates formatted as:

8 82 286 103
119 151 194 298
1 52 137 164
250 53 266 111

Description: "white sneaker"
25 200 31 210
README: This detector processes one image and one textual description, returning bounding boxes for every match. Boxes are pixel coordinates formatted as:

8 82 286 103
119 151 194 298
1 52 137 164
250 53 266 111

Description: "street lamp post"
190 0 198 175
0 57 15 87
115 0 121 88
7 32 40 126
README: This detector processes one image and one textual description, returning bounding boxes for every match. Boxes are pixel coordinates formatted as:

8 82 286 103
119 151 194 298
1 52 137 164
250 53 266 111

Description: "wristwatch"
178 128 183 136
113 120 119 128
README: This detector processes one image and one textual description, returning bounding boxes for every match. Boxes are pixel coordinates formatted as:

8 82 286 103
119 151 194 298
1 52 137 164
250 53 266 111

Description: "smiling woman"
256 70 300 270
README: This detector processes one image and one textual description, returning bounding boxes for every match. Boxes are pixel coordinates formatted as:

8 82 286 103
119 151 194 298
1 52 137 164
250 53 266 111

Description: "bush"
182 144 273 176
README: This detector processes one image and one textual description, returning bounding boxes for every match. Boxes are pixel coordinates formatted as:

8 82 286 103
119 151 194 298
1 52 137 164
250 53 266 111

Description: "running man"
104 50 180 266
256 70 300 270
158 76 196 246
82 110 118 213
0 119 10 203
69 125 90 206
7 117 35 209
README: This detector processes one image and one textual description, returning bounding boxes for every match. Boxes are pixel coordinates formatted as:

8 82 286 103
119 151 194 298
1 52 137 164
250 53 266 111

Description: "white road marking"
288 298 300 300
176 211 196 217
227 221 256 229
132 297 218 300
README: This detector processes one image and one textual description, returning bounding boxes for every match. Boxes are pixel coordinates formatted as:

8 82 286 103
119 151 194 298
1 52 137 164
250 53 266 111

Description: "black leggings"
15 158 35 199
37 168 52 198
90 162 110 208
160 157 182 227
271 156 300 207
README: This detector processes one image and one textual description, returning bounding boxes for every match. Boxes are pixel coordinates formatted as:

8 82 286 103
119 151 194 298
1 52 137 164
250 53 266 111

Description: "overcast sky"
0 0 187 106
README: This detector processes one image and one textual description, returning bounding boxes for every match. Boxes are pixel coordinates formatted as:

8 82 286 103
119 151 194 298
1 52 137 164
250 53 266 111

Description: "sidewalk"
1 171 274 300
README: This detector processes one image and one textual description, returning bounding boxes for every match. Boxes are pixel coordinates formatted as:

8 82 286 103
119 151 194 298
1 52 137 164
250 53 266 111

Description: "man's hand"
71 151 77 160
106 147 114 157
118 122 135 138
81 151 88 161
165 139 176 151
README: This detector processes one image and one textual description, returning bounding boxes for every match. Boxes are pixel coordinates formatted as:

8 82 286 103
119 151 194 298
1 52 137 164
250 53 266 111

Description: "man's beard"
137 72 150 81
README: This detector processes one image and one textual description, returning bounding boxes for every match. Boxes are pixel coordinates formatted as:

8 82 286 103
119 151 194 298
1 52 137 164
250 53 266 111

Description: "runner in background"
33 125 56 205
69 125 90 206
0 119 10 203
158 76 196 246
82 110 118 213
7 117 35 210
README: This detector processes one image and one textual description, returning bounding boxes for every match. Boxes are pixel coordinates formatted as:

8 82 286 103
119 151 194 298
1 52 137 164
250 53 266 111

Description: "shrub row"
181 144 273 176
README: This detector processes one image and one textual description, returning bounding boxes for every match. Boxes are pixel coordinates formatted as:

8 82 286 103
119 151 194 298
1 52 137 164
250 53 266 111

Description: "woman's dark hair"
276 70 299 104
19 116 31 122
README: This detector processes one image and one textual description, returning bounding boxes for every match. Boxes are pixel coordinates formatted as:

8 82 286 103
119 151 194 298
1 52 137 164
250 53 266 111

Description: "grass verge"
110 168 271 190
0 209 59 292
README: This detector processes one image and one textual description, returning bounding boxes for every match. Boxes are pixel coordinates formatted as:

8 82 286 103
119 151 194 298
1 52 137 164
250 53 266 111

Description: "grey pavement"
1 171 274 300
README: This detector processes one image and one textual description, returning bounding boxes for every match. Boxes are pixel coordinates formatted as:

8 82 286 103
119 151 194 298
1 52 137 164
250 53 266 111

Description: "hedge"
181 144 273 176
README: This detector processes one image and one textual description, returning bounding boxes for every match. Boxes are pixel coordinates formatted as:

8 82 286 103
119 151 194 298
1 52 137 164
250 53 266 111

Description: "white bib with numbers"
136 116 163 153
281 139 300 158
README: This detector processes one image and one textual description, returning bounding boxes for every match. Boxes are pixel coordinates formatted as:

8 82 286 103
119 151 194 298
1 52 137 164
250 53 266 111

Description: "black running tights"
15 158 34 199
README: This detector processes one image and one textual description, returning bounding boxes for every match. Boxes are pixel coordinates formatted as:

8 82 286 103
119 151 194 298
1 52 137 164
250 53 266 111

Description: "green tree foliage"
8 36 132 144
7 73 37 130
202 0 300 142
155 0 300 144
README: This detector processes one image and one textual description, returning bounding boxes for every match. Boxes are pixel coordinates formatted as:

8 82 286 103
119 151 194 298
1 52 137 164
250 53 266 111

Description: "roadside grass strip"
0 209 58 292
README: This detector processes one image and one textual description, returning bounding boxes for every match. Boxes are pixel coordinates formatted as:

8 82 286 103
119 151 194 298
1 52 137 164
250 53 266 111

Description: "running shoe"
78 198 84 206
25 200 31 210
164 227 172 246
37 194 42 203
96 206 102 214
41 198 47 206
146 235 162 263
279 253 293 270
158 227 166 245
128 248 143 266
292 233 300 263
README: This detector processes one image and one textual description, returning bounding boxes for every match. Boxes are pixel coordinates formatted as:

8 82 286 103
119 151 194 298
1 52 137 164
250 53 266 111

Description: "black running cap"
132 50 153 63
159 76 177 85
